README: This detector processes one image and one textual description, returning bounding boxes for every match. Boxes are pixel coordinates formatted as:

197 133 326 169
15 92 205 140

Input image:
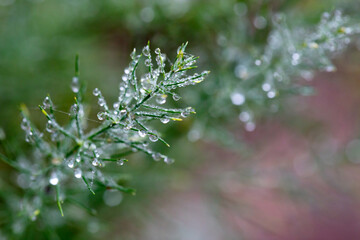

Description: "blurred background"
1 0 360 239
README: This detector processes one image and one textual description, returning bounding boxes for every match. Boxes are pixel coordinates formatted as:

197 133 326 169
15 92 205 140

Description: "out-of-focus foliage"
196 10 358 138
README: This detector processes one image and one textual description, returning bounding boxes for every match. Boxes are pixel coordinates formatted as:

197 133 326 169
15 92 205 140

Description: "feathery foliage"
3 43 209 221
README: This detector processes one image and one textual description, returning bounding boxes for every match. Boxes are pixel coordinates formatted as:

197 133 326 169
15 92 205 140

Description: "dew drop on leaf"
67 159 74 168
172 94 181 101
42 96 51 109
71 77 80 93
93 88 100 96
49 172 59 185
149 135 158 142
156 95 167 105
142 45 150 56
117 159 126 166
160 118 170 124
74 168 82 179
92 158 100 167
138 130 146 138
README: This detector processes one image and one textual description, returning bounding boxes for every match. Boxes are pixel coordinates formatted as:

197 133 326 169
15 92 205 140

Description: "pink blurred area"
137 52 360 239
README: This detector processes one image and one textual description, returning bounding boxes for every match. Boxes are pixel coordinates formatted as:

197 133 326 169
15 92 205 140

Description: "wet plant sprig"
11 42 209 218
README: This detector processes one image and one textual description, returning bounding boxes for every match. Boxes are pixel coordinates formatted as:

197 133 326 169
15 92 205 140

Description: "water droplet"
42 96 51 109
142 45 150 56
153 69 160 77
49 172 59 185
172 94 181 101
149 135 158 142
130 48 136 59
93 88 100 96
156 55 164 66
160 118 170 124
141 77 152 90
144 59 152 67
92 158 100 167
122 75 128 81
152 152 161 161
181 107 195 118
21 118 29 131
71 77 80 93
181 111 189 118
94 150 100 158
98 98 106 107
97 112 106 121
230 92 245 105
46 120 55 133
117 159 126 166
70 104 78 115
74 168 82 178
67 158 74 168
156 94 167 105
113 102 120 109
75 155 81 163
118 110 127 119
163 156 174 165
138 130 146 138
193 76 204 84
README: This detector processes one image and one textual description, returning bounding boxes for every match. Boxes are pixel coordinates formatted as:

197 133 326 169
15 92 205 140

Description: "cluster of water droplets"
16 43 207 219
